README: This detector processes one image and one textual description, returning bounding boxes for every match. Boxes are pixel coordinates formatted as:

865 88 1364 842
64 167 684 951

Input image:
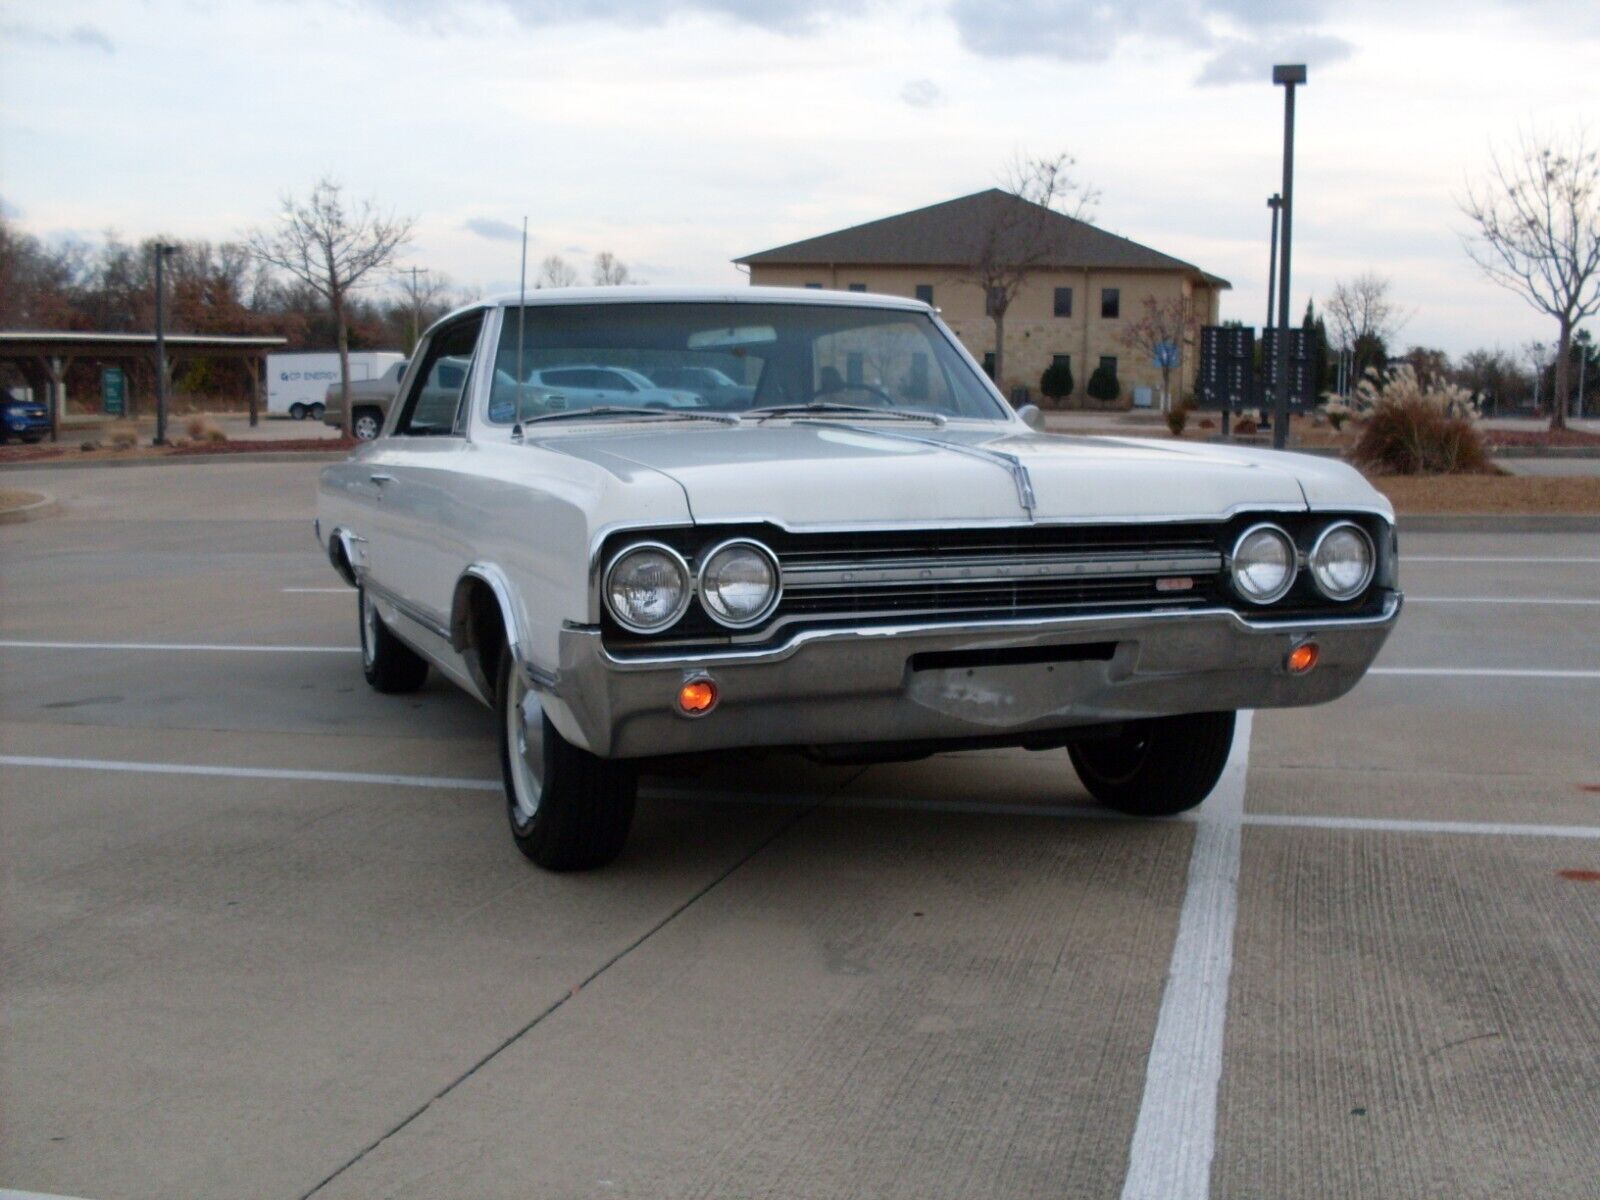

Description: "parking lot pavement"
2 460 1598 1200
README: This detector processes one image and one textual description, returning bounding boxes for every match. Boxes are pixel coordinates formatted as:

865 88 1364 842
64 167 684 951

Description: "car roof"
467 284 931 315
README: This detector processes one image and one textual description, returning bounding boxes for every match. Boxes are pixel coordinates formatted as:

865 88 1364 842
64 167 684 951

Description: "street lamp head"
1268 193 1283 210
1272 64 1307 85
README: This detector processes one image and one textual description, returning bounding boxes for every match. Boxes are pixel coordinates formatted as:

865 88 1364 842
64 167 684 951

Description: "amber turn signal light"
677 677 718 715
1286 641 1320 675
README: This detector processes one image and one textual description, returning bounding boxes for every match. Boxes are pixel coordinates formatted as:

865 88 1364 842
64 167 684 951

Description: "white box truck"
266 351 405 420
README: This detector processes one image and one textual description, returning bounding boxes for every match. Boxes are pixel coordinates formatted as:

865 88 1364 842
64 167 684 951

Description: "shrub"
1198 417 1215 430
106 422 138 450
1324 398 1351 431
1039 361 1074 405
1348 366 1487 475
1234 415 1259 435
1086 364 1120 402
1165 403 1189 436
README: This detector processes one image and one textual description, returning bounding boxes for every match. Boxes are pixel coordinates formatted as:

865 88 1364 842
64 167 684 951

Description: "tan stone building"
736 189 1229 408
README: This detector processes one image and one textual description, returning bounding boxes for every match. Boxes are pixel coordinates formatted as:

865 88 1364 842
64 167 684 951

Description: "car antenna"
513 216 528 440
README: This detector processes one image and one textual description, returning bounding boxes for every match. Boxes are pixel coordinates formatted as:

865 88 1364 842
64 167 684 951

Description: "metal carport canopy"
0 330 288 439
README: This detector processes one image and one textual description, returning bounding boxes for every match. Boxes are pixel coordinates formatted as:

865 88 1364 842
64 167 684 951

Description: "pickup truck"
322 361 408 440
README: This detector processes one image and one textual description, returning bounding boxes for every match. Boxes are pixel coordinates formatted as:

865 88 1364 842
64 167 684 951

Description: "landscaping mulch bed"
1368 474 1600 514
0 444 67 465
0 438 355 467
0 487 46 511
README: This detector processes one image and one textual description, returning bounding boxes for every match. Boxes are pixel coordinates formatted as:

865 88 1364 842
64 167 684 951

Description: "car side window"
393 313 483 436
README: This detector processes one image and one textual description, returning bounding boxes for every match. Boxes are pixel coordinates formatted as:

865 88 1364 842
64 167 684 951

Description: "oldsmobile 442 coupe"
317 287 1400 869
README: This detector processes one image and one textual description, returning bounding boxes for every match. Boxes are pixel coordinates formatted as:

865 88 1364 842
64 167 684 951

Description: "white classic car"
317 287 1401 870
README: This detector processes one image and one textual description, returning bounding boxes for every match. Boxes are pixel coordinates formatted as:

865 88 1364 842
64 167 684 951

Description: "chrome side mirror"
1016 403 1045 431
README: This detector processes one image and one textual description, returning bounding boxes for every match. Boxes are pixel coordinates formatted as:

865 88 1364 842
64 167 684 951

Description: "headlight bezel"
696 537 782 629
1229 522 1298 605
602 541 693 635
1308 520 1376 602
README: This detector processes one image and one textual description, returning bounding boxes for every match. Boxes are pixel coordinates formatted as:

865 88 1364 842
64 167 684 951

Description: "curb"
1397 514 1600 534
0 450 349 472
0 492 60 524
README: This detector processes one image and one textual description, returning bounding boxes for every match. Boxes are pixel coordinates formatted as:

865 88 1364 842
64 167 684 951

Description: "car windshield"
486 302 1006 424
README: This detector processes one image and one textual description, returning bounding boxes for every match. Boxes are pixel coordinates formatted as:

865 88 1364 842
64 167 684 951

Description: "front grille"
603 522 1229 651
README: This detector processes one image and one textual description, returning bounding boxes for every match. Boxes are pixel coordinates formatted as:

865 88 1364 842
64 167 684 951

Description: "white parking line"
1408 596 1600 606
1 1189 101 1200
1405 556 1600 564
1248 813 1600 840
0 755 499 791
0 640 358 654
1120 711 1252 1200
1371 666 1600 679
281 587 351 594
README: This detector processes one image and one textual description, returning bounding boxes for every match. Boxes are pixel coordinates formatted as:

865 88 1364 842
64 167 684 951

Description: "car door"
362 310 487 638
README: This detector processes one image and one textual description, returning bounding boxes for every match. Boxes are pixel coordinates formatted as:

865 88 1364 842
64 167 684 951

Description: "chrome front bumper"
538 593 1403 759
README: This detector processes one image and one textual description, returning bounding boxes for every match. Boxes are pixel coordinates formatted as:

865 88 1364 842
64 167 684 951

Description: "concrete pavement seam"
295 775 862 1200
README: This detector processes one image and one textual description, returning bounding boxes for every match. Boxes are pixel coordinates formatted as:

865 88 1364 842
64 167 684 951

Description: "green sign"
101 367 125 416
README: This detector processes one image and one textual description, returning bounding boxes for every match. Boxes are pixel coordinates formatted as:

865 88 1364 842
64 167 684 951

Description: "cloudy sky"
2 0 1596 354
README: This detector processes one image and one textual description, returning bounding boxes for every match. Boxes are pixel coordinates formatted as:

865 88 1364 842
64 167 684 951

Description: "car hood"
535 422 1382 527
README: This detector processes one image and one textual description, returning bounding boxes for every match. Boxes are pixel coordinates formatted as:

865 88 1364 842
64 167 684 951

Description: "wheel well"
451 576 508 701
327 532 358 587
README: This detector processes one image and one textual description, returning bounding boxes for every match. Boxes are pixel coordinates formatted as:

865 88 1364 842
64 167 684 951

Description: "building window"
1053 287 1073 317
1101 288 1120 319
982 352 996 379
1099 356 1118 378
915 283 934 305
1052 354 1072 370
848 282 867 292
804 282 822 289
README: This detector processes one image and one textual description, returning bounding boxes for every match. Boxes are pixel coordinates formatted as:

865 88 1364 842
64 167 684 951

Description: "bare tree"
1325 272 1408 356
592 251 632 286
1461 128 1600 429
1120 294 1197 411
1523 339 1555 412
958 151 1099 388
246 179 412 435
537 255 578 289
393 266 452 352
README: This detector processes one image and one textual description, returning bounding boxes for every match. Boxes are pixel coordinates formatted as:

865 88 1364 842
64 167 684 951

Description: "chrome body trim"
538 592 1403 758
365 579 452 642
823 424 1038 517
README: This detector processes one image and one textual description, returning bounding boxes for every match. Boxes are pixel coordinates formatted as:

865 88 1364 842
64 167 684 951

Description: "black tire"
352 407 383 441
359 587 429 693
290 403 307 420
310 402 326 420
1068 711 1236 817
497 650 635 870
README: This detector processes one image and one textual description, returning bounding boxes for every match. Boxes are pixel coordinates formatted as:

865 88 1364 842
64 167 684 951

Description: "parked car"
523 365 702 409
646 364 756 408
322 359 409 439
0 388 49 443
318 287 1401 871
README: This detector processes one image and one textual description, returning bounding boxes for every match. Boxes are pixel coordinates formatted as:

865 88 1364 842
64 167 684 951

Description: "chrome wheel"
361 591 378 668
505 669 545 826
353 412 381 440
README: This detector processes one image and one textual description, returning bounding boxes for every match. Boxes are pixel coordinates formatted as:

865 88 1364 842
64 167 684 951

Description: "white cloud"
463 216 524 241
899 78 943 107
1195 33 1353 86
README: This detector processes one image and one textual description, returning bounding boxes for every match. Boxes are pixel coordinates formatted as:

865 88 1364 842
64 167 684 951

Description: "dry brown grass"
1368 474 1600 514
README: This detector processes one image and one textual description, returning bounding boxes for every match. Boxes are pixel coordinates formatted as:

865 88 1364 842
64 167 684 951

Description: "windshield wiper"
518 405 738 426
745 402 946 426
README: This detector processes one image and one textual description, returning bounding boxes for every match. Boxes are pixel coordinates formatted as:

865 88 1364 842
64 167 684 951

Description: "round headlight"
1231 524 1297 604
1309 522 1375 601
604 543 690 634
698 539 780 628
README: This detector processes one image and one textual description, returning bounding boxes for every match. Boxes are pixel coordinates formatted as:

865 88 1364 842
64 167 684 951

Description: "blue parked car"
0 390 49 443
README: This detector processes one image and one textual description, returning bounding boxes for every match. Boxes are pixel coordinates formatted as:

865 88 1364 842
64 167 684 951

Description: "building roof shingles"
736 189 1230 288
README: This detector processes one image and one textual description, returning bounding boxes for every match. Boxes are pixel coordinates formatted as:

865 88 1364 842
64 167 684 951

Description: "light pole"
1265 194 1282 336
1271 64 1305 451
153 242 177 446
